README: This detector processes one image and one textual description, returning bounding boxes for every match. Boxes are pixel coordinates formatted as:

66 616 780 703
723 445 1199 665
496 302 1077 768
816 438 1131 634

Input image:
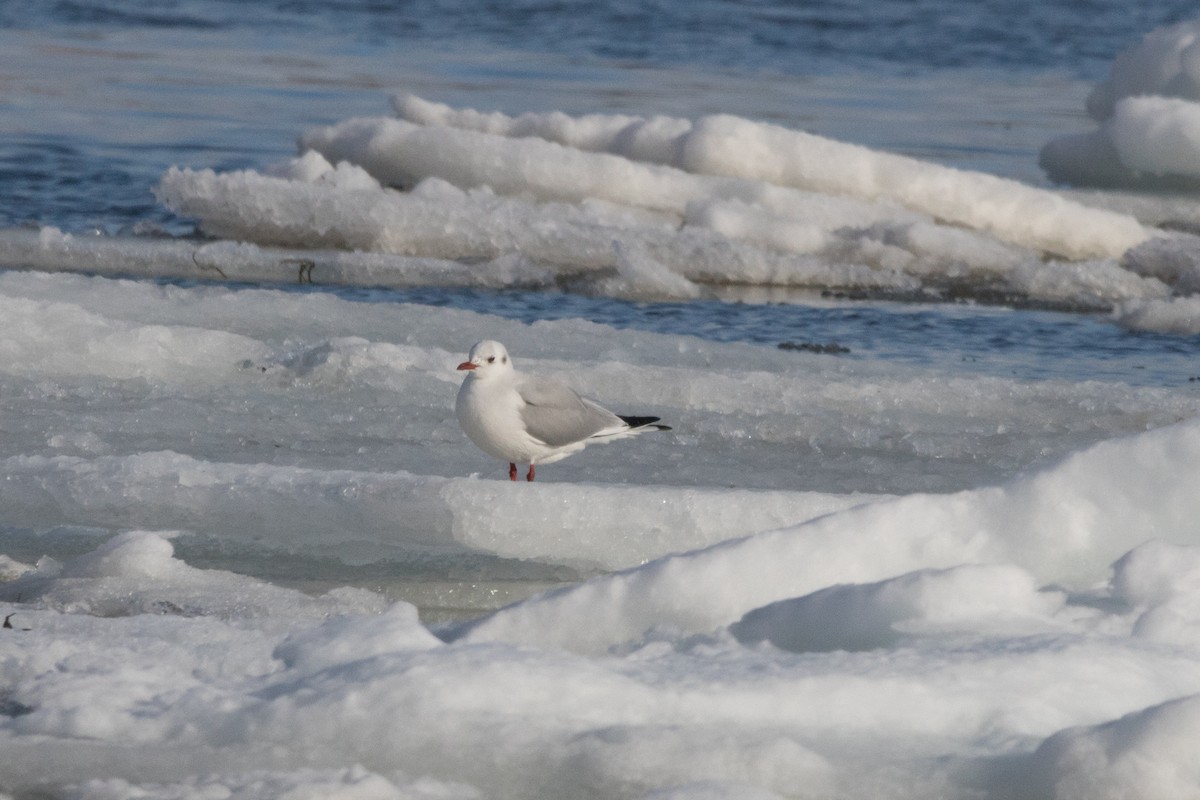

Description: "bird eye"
487 356 496 363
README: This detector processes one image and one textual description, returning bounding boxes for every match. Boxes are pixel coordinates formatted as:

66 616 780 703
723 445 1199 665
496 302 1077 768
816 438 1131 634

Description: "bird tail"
619 415 672 432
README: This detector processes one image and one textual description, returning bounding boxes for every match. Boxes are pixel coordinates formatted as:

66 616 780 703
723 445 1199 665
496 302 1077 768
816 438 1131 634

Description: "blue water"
3 0 1199 383
309 284 1200 387
2 0 1195 234
7 0 1194 75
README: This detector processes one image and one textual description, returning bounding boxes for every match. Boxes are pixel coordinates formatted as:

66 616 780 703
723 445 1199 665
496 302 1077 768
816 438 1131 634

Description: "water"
319 284 1200 387
2 0 1195 230
6 0 1193 74
4 30 1081 231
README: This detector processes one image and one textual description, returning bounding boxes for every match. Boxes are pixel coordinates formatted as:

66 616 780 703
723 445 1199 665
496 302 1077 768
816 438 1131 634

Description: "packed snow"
2 265 1200 799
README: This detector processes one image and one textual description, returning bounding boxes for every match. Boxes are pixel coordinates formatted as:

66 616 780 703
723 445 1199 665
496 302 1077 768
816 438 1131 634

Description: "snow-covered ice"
144 93 1194 318
129 77 1200 333
1 264 1200 799
1042 18 1200 190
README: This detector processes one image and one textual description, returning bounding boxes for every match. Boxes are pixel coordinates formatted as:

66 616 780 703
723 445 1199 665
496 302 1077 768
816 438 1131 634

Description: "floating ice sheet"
394 94 1150 259
155 157 915 300
135 93 1188 314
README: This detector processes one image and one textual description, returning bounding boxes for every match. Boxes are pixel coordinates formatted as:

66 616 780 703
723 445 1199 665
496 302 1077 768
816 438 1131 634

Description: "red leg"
527 464 535 482
508 463 517 481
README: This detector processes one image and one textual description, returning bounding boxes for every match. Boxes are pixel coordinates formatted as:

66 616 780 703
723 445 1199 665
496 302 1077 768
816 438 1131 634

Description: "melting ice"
5 12 1200 800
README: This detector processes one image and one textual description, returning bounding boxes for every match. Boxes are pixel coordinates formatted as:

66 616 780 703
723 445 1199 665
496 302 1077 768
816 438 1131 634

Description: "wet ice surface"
348 284 1200 387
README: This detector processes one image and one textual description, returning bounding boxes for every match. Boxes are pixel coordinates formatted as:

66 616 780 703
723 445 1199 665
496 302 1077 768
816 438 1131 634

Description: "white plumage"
455 340 670 481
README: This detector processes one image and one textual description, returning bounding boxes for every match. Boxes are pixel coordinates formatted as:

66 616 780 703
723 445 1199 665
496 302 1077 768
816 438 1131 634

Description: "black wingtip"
619 415 671 431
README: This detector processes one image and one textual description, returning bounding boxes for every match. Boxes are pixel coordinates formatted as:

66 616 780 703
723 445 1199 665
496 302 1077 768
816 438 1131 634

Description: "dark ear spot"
502 356 508 364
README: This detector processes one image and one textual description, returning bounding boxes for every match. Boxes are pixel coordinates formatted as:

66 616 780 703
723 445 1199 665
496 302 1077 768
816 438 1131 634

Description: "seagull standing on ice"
455 340 670 481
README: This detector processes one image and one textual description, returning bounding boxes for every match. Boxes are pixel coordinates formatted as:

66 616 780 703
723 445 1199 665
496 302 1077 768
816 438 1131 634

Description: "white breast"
456 375 547 464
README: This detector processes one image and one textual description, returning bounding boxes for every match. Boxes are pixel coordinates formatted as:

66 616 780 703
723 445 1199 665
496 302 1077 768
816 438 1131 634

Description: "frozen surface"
1 267 1200 799
389 94 1149 260
450 418 1200 652
153 101 1179 316
6 3 1200 798
139 84 1200 329
1042 17 1200 190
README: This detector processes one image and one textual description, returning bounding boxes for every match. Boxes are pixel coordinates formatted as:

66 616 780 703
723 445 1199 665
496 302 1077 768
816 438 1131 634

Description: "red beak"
457 361 477 371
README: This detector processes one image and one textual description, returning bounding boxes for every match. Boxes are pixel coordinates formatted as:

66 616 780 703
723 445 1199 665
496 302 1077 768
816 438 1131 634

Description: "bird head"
457 340 513 378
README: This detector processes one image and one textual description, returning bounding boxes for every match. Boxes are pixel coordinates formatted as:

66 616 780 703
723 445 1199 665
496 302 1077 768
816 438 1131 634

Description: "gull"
456 340 670 481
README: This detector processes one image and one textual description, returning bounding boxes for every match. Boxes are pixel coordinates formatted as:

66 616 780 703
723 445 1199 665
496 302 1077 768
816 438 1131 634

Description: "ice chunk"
731 564 1065 653
274 603 442 676
300 116 709 213
678 114 1147 260
595 241 702 300
0 282 273 382
449 417 1200 653
0 226 524 291
685 199 830 255
1108 96 1200 179
153 158 1150 310
1085 18 1200 120
266 149 384 192
1026 694 1200 800
1006 257 1168 310
1111 541 1200 645
7 527 1200 799
1042 17 1200 190
302 113 930 247
156 164 917 293
1112 233 1200 330
396 95 1149 260
1038 130 1133 188
1114 296 1200 334
143 96 1173 308
1120 232 1200 291
0 531 386 619
395 92 693 164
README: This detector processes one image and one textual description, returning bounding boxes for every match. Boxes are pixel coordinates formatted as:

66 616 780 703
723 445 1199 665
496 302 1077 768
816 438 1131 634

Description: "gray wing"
516 375 624 447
